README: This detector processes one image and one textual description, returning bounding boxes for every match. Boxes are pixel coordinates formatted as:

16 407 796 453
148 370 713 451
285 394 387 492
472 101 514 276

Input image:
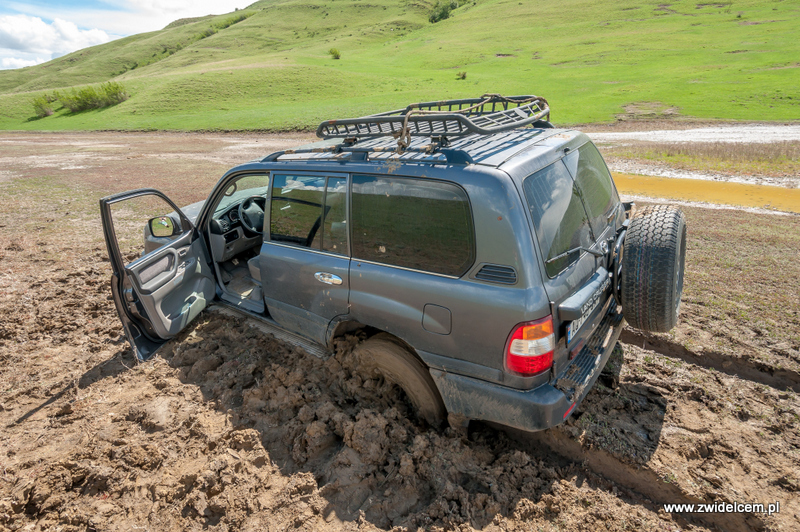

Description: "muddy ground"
0 130 798 531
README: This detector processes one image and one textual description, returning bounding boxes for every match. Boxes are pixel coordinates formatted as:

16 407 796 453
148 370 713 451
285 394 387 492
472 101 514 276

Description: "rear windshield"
523 159 593 277
563 142 620 237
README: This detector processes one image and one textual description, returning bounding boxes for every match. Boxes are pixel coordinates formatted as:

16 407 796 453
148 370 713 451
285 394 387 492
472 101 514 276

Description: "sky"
0 1 256 70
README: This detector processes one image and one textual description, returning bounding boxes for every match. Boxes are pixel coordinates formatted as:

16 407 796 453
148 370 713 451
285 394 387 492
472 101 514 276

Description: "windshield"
214 175 270 214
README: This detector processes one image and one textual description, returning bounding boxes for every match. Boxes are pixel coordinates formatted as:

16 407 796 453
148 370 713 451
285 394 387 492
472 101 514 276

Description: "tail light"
505 316 555 376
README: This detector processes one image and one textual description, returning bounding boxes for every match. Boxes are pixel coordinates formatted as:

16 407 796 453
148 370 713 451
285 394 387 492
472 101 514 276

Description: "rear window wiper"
545 245 604 265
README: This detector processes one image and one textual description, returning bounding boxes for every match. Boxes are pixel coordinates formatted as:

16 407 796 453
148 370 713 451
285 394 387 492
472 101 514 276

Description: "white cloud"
0 14 111 69
0 2 256 70
1 56 43 69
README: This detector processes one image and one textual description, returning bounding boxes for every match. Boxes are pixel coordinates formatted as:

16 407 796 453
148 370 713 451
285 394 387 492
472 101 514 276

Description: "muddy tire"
353 334 447 427
620 205 687 333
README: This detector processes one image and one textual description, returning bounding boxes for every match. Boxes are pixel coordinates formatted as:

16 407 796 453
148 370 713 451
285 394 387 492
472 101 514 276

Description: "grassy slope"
0 0 797 130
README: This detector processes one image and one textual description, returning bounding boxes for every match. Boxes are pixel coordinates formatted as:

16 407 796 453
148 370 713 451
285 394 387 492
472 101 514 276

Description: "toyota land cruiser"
100 94 687 432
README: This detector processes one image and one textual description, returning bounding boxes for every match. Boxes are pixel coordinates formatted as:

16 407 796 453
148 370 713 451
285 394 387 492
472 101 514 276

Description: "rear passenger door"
259 173 350 344
347 174 476 351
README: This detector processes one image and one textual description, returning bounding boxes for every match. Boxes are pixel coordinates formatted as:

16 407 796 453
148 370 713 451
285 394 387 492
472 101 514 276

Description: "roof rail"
261 137 476 165
316 94 550 145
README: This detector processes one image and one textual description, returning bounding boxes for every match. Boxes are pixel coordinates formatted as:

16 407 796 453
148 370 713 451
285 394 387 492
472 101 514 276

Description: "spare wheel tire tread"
620 204 687 332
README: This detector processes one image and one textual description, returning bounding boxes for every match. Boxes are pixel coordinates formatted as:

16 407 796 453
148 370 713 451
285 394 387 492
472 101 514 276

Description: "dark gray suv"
101 95 687 432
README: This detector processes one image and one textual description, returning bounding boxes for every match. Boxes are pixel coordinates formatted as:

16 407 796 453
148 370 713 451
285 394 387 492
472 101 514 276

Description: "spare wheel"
620 204 687 333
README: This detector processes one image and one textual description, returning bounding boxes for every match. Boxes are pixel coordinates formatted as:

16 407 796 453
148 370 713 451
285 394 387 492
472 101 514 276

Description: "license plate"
567 277 609 343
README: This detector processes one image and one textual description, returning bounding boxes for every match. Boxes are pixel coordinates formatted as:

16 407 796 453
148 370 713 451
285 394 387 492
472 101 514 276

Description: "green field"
0 0 798 131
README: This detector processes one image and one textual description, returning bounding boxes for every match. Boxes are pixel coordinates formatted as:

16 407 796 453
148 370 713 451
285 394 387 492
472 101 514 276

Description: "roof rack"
261 94 552 163
316 94 550 141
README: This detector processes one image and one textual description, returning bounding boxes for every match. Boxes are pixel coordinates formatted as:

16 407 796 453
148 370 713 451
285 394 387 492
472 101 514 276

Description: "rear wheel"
620 205 687 333
352 334 447 427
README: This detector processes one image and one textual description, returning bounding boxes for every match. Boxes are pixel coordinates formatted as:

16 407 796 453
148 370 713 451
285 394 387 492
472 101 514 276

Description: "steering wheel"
238 195 265 234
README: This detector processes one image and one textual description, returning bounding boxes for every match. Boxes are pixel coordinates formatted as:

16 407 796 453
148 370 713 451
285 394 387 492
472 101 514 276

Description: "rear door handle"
314 272 343 285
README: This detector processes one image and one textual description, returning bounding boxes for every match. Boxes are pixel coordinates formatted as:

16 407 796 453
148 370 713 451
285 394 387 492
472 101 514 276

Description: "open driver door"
100 188 216 361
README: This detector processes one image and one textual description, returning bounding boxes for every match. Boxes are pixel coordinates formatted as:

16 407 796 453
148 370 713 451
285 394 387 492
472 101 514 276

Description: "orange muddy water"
612 173 800 213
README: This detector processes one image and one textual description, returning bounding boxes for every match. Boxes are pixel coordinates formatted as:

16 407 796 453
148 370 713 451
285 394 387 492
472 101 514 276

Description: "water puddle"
612 173 800 213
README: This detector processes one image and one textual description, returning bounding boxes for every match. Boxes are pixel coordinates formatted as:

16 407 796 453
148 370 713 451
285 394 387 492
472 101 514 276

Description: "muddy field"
0 130 799 531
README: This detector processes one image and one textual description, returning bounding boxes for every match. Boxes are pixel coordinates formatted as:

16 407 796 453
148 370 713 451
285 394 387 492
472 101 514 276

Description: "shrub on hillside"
101 82 129 105
329 48 341 60
58 82 129 113
32 95 54 118
429 1 458 23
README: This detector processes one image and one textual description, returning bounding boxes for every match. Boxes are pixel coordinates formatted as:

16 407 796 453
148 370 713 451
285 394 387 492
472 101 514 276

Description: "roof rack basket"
316 94 550 140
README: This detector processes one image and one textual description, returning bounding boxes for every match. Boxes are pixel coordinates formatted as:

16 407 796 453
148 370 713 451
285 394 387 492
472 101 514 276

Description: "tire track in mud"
620 328 800 392
507 340 800 532
506 427 765 532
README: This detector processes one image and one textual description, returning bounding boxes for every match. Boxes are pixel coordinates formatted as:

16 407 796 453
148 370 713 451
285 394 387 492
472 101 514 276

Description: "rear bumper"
430 303 625 432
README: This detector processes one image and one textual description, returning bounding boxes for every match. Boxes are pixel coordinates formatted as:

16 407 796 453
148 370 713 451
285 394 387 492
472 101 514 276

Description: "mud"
0 257 694 531
0 130 799 531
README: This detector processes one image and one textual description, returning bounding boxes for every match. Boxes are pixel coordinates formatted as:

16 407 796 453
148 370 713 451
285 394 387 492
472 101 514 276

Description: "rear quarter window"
351 175 475 276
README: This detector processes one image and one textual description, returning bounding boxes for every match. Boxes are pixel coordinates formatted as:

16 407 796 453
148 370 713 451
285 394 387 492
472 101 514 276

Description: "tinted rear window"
351 175 474 276
523 160 593 277
564 142 620 237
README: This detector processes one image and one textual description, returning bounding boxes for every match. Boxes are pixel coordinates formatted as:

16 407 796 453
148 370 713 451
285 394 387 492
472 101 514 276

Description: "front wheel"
620 204 687 333
352 334 447 427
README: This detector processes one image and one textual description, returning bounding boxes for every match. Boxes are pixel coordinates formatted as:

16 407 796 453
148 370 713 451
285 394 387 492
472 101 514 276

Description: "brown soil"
0 132 798 531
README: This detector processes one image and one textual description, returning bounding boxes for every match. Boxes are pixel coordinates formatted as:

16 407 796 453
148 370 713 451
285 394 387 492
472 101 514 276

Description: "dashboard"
207 199 263 264
210 205 242 235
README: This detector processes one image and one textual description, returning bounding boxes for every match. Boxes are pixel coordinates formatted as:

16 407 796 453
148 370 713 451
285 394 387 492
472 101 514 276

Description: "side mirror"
149 215 181 238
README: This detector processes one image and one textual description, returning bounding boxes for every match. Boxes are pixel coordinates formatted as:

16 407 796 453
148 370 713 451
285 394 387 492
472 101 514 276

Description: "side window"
269 175 347 254
523 160 593 277
564 142 620 237
109 194 190 261
351 175 474 276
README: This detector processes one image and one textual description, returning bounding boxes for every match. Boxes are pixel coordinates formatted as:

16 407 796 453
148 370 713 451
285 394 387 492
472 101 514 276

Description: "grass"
0 0 798 131
606 141 800 178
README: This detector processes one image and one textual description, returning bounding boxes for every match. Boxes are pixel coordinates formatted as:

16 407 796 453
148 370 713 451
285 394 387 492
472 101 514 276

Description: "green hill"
0 0 797 131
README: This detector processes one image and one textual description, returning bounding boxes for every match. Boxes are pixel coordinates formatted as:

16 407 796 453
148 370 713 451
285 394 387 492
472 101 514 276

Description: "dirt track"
0 131 798 531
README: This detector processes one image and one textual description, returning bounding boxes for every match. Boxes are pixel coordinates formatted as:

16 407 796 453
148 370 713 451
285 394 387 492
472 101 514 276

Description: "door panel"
126 237 215 338
261 244 350 345
261 174 350 344
100 188 215 360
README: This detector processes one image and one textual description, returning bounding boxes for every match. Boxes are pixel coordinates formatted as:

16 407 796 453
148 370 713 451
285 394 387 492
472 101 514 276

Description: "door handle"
314 272 343 285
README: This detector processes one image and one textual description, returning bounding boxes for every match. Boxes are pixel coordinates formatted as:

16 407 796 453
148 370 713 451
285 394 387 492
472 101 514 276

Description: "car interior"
206 175 271 313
